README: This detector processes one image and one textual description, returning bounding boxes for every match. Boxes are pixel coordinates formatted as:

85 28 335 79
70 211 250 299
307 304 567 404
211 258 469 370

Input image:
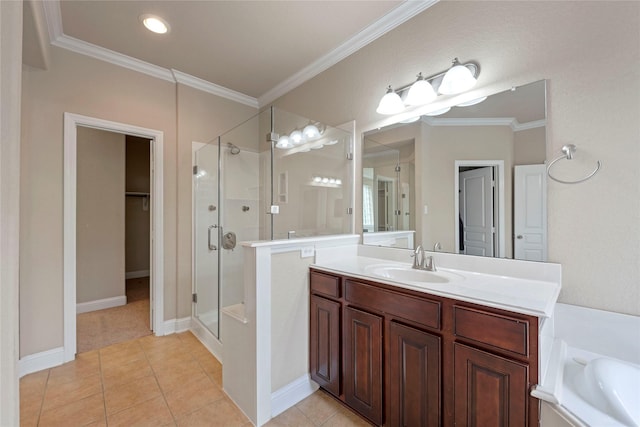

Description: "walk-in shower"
193 107 353 339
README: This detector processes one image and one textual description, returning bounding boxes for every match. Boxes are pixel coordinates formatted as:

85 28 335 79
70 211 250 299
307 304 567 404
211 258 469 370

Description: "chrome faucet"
411 245 436 271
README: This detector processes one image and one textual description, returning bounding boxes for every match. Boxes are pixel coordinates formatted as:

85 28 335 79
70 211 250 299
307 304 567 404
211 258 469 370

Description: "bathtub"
532 304 640 427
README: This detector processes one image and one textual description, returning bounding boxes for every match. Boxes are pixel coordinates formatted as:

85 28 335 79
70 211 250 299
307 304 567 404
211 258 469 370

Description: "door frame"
63 112 164 362
453 160 505 258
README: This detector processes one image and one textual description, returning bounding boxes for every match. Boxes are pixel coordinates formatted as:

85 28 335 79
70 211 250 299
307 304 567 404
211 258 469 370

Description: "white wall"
271 1 640 316
0 0 22 423
76 127 126 304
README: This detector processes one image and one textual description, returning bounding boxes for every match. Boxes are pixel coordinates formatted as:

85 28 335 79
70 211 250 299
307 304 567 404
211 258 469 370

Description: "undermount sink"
364 264 464 284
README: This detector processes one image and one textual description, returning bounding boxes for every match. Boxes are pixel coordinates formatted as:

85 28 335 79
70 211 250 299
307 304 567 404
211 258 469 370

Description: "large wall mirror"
362 80 547 261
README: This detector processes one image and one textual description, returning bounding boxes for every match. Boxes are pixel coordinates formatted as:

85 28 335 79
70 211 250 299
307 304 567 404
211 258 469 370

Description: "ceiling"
25 0 437 107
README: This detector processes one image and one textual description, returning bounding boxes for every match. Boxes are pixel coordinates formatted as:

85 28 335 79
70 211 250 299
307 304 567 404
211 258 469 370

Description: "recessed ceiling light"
140 14 170 34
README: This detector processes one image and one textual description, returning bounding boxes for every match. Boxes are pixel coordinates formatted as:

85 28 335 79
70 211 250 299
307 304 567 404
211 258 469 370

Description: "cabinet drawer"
345 280 440 330
310 271 340 298
453 306 529 356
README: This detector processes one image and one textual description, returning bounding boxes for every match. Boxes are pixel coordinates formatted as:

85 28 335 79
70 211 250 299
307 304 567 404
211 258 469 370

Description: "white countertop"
312 255 561 318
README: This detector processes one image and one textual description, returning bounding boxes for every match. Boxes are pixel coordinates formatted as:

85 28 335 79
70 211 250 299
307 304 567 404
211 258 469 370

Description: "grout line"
97 350 108 426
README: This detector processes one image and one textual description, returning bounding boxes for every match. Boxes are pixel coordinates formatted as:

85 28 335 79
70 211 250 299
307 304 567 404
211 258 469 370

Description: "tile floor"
20 332 370 426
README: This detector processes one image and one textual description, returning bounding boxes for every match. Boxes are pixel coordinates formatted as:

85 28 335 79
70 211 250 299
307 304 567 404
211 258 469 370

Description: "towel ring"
547 144 601 184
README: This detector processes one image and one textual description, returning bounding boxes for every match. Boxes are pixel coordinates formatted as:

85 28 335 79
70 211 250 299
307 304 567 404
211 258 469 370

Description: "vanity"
309 249 561 427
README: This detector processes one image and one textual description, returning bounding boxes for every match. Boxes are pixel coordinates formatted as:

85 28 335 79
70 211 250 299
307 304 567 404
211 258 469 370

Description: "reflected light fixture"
302 123 320 140
376 86 405 115
275 135 291 149
289 130 304 145
424 106 451 116
140 14 170 34
439 58 477 95
455 96 487 107
404 73 437 106
376 58 479 115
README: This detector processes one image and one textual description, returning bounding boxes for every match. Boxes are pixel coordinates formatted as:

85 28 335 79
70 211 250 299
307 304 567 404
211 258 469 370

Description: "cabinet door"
310 295 341 396
344 306 383 425
454 343 528 427
387 322 441 427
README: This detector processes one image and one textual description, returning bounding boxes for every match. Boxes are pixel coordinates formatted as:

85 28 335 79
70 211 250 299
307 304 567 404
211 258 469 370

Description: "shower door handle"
208 225 218 250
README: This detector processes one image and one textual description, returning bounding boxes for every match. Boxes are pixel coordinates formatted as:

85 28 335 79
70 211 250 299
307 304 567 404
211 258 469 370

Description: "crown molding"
39 0 438 110
172 70 258 108
512 118 546 131
422 116 546 131
257 0 439 107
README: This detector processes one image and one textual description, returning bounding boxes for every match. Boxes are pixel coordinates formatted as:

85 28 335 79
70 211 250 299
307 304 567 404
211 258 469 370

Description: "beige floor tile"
176 397 249 427
100 342 147 370
20 370 48 402
139 334 182 352
296 391 343 425
154 359 205 392
147 346 195 369
265 406 315 427
107 395 174 427
38 392 105 427
104 374 161 415
320 406 372 427
41 372 103 411
99 337 143 357
163 372 224 418
47 350 101 385
102 356 153 389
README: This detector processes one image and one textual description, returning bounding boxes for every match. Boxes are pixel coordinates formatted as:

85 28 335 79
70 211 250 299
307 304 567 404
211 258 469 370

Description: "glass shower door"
193 142 220 338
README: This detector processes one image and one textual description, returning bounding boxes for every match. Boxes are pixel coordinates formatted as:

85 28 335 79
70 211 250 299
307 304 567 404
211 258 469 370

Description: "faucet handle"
425 255 436 272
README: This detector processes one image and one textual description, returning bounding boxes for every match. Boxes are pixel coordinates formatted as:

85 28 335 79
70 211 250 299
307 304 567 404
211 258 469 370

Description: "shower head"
227 142 241 155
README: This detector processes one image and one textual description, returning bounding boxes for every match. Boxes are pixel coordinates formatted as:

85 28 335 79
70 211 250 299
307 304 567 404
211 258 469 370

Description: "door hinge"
395 165 401 172
193 165 199 175
347 207 353 215
346 153 353 160
192 293 198 303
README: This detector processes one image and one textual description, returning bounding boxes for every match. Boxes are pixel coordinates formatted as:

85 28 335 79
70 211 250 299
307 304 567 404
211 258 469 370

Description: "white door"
460 167 494 257
514 164 547 261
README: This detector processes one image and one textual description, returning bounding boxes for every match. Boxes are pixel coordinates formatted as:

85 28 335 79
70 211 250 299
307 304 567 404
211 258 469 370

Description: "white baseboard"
125 270 150 279
19 347 65 378
76 295 127 314
163 317 192 335
271 375 319 417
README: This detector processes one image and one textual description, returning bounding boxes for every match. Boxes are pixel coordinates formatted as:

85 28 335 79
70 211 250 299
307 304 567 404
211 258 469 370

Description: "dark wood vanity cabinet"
309 268 539 427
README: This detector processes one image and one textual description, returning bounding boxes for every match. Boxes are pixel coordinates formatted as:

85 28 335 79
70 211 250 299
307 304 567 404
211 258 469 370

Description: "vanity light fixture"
376 58 479 115
302 123 321 140
140 14 170 34
275 135 292 149
289 130 304 145
312 176 342 187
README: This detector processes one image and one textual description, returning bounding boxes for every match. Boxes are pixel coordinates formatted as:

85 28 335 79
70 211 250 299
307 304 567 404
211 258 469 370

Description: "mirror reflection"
362 80 547 261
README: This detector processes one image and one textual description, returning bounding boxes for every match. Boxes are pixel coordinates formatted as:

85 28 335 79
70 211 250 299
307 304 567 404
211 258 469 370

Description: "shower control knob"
517 235 523 239
209 205 216 211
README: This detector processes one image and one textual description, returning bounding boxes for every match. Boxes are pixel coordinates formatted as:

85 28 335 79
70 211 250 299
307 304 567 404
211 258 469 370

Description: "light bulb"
290 130 304 145
302 124 320 140
439 58 477 95
321 177 329 183
405 74 437 106
140 15 170 34
335 179 342 185
329 178 336 184
275 135 291 149
376 86 405 115
313 176 322 183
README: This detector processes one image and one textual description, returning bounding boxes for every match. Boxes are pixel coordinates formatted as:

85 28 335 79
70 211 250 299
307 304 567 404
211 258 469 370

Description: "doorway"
454 160 505 258
63 113 164 363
